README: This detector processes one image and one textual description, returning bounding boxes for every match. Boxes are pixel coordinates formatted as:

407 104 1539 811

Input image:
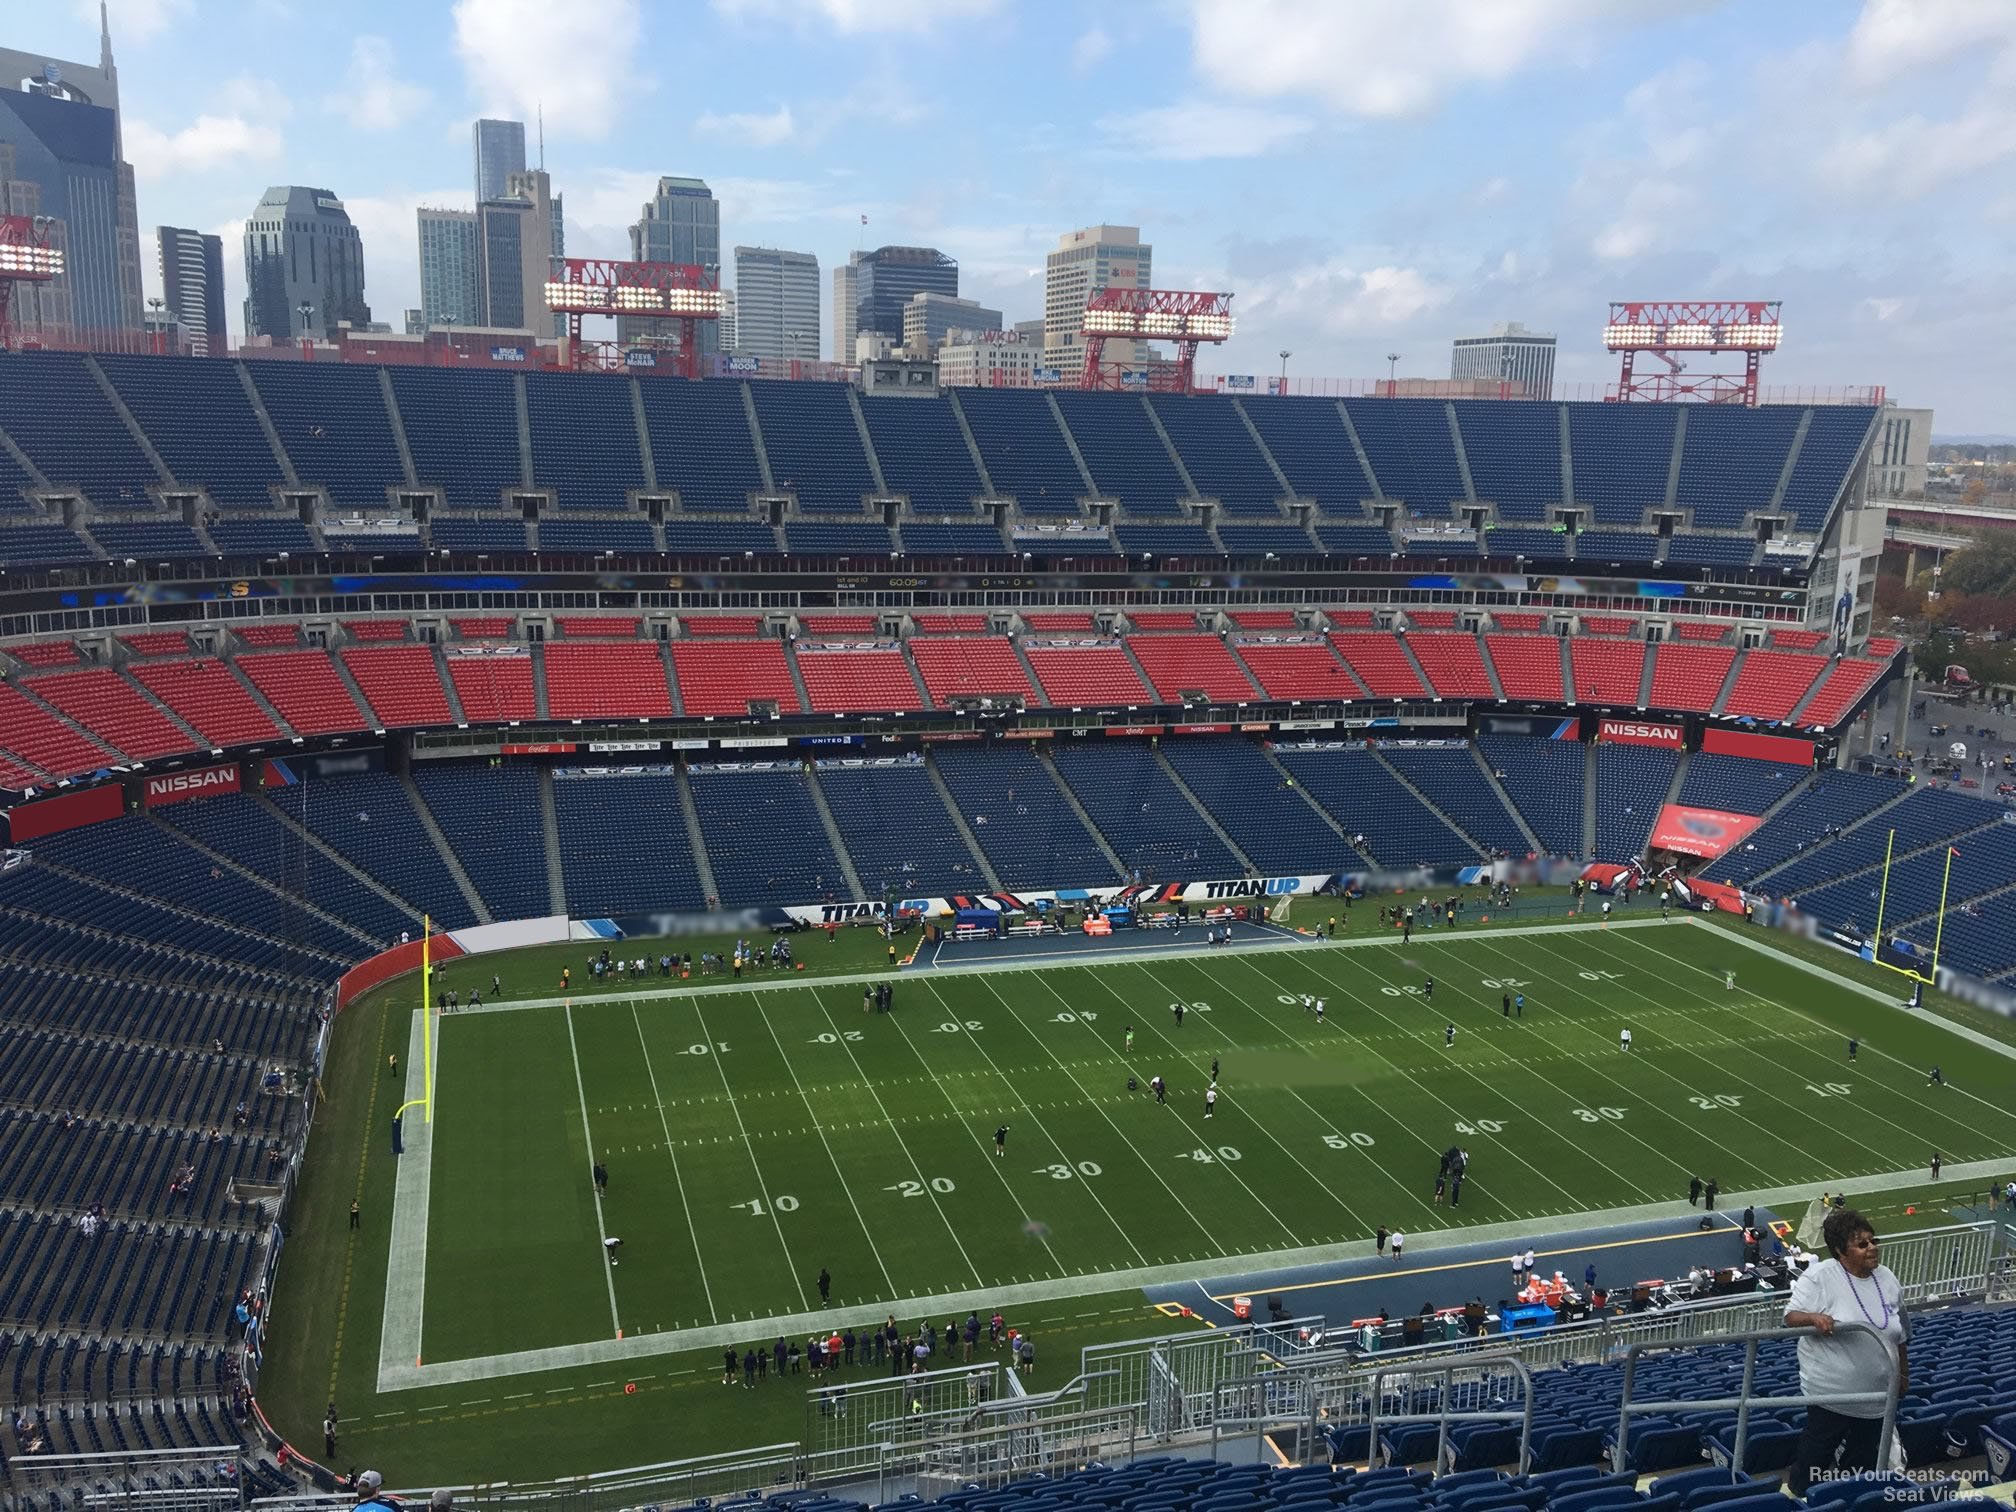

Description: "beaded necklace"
1845 1265 1895 1329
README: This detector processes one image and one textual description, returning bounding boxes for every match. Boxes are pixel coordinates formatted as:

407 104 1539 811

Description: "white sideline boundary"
372 917 2016 1396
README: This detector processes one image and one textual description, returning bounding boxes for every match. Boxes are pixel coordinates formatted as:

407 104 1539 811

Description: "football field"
381 916 2016 1390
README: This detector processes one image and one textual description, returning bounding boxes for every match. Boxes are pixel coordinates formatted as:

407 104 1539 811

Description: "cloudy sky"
16 0 2015 430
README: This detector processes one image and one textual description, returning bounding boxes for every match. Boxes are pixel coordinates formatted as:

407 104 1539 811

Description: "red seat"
1723 650 1829 721
1329 632 1426 698
1799 659 1883 727
555 617 641 639
238 651 369 735
1773 628 1827 651
1581 615 1637 636
800 614 879 637
1674 620 1731 643
131 658 281 746
450 616 514 640
1569 639 1645 704
910 638 1039 707
1125 635 1257 702
342 646 453 728
26 668 199 760
1484 635 1565 701
912 613 989 635
236 624 300 647
1128 610 1199 631
1023 611 1095 632
9 642 82 668
671 640 803 716
1229 610 1298 630
1494 612 1546 632
1407 610 1458 630
799 649 924 713
1025 645 1151 706
682 615 765 637
1237 642 1358 700
343 619 408 642
447 653 536 721
546 643 674 719
0 683 118 776
117 631 191 657
1647 644 1735 714
1408 633 1492 698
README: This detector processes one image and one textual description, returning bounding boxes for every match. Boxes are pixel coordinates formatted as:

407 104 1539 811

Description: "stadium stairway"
248 790 430 936
1583 744 1599 857
141 811 382 956
1471 743 1547 857
1256 740 1370 864
1708 651 1746 718
802 766 868 900
1392 633 1437 701
674 764 723 909
396 768 491 925
1035 745 1130 879
1153 745 1257 874
537 768 568 914
921 756 1004 892
1369 750 1493 860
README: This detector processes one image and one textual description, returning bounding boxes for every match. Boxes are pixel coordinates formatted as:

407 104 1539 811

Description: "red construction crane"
1079 288 1233 393
1604 300 1781 405
544 258 722 379
0 216 64 351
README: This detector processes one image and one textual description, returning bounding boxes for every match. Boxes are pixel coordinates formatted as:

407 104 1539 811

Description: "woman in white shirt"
1783 1208 1909 1494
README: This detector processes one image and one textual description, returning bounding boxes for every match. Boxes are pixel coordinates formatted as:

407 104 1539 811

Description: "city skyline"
0 0 2009 424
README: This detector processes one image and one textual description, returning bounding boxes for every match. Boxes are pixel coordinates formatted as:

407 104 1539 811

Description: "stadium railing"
1611 1319 1897 1479
6 1443 246 1511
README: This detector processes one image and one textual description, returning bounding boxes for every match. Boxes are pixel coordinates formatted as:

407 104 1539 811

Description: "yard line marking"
996 971 1228 1254
877 992 1073 1278
1133 959 1419 1230
692 997 810 1312
1627 926 2016 1140
1367 941 1775 1190
629 998 717 1324
1241 950 1635 1206
1520 934 1925 1175
1060 966 1315 1246
565 1004 623 1339
916 977 1149 1268
746 994 906 1299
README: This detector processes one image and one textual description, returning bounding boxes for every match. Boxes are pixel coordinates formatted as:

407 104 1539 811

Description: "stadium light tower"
0 216 63 350
1604 300 1781 406
1078 287 1233 393
545 257 724 379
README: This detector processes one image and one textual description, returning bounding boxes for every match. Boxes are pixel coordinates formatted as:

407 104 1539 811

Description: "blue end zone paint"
579 918 623 939
1147 1211 1773 1327
908 919 1307 970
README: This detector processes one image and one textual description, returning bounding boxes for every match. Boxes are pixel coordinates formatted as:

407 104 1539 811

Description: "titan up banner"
1646 805 1766 859
766 873 1340 927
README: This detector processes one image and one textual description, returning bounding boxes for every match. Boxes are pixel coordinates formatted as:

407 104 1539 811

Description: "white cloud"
126 84 287 178
1072 26 1113 73
711 0 997 34
325 36 431 132
1240 260 1450 338
1845 0 2016 85
1093 103 1312 160
1817 98 2016 199
452 0 646 140
695 105 798 147
1186 0 1651 118
79 0 191 45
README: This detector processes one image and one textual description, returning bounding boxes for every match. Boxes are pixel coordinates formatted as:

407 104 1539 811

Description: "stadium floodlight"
1078 287 1234 392
1605 300 1783 405
0 243 62 276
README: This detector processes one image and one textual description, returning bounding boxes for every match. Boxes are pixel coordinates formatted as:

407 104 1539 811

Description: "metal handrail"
1367 1354 1536 1475
1612 1318 1902 1477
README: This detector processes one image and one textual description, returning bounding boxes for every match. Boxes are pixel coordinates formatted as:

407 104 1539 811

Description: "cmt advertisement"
1595 719 1684 749
141 763 241 808
1647 805 1766 859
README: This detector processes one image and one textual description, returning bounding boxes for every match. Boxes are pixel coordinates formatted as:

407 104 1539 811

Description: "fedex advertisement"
142 763 241 808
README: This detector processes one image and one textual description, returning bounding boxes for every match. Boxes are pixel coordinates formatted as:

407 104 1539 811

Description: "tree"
1939 536 2016 598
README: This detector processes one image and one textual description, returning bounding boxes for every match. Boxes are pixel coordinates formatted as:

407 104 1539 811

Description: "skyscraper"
157 226 224 354
903 292 1002 358
623 176 719 355
718 287 738 354
472 118 526 203
475 195 530 329
416 207 480 329
1450 322 1556 399
1044 224 1150 366
832 254 860 364
242 186 369 340
503 167 558 336
853 246 956 347
0 7 143 335
733 246 819 364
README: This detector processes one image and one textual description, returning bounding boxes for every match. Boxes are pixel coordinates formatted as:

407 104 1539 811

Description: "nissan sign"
1597 719 1684 749
142 763 242 807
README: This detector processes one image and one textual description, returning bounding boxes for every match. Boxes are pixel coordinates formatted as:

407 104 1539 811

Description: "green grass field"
261 913 2016 1489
